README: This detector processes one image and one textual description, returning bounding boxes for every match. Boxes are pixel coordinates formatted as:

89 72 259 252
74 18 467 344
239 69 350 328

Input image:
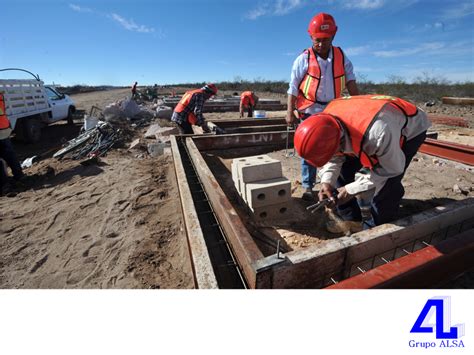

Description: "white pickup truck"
0 79 76 142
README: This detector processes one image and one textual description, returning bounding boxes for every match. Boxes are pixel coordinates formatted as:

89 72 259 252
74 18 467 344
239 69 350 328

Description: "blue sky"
1 0 473 86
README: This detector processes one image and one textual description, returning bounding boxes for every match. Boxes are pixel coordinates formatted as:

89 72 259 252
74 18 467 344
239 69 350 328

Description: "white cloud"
345 45 371 56
69 4 92 13
442 2 474 20
373 42 445 57
343 0 385 10
109 13 155 33
274 0 304 15
244 0 304 20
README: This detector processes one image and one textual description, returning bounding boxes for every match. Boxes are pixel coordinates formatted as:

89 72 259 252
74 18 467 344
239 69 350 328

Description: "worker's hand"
336 186 354 205
319 183 337 208
286 110 298 126
319 183 336 200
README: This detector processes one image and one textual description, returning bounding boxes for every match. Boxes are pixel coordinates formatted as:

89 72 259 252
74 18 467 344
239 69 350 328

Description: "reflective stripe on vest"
296 46 346 111
0 93 11 131
240 91 255 107
323 95 418 169
174 89 204 125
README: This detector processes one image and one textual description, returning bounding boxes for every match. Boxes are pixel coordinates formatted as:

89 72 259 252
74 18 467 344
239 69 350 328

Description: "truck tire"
67 106 75 125
23 118 42 143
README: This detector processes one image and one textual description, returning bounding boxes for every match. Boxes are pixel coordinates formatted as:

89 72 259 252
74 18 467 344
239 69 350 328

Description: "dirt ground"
0 88 472 289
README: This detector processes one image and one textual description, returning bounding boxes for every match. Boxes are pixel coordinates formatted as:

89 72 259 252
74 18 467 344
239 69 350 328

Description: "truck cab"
44 86 76 124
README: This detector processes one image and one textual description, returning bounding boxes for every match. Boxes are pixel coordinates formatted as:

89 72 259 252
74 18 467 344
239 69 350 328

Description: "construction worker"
0 93 25 195
171 84 217 134
293 95 431 228
286 13 359 201
131 81 138 100
239 91 259 118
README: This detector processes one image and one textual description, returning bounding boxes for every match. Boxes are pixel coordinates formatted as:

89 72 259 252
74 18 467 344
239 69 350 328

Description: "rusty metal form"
179 131 474 288
162 99 287 112
185 137 286 288
428 114 469 128
170 136 218 288
208 118 286 129
207 118 288 134
420 138 474 166
327 228 474 289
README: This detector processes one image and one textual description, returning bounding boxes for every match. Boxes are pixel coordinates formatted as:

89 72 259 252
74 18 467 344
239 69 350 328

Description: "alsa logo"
409 296 465 349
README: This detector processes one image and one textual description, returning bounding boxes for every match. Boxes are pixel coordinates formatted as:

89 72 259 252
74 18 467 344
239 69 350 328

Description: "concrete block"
245 178 291 209
238 157 282 183
231 155 274 195
252 202 290 221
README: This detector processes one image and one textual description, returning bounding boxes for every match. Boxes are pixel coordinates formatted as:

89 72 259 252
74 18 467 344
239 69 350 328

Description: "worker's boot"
302 187 314 201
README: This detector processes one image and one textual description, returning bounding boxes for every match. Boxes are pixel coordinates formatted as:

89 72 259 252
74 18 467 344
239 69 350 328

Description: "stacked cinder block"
231 155 291 220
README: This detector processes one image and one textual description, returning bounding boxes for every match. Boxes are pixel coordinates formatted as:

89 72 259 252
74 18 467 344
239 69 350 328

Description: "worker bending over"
239 91 259 118
294 95 431 228
171 84 217 134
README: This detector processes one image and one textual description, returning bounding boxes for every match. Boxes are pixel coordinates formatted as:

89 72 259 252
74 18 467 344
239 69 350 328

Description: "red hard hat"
294 113 341 167
202 83 218 96
307 13 337 38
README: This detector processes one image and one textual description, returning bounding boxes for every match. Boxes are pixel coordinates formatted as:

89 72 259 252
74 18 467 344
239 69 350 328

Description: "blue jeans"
0 138 24 186
336 131 427 227
301 159 316 189
299 113 317 189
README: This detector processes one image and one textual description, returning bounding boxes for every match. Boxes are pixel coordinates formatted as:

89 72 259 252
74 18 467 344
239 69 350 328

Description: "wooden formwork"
173 130 474 289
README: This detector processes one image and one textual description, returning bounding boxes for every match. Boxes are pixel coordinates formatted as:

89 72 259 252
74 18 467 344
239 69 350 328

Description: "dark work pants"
177 120 194 134
246 105 254 118
0 137 24 186
336 131 427 226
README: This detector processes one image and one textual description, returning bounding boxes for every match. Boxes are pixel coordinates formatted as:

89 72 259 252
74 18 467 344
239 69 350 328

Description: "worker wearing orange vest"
0 93 25 195
294 95 431 228
239 91 259 118
286 13 359 201
171 84 217 134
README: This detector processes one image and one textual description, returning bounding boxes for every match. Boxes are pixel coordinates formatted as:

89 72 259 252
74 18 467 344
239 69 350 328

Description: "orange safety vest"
0 93 11 131
324 95 418 169
240 91 255 107
174 89 204 125
296 46 346 111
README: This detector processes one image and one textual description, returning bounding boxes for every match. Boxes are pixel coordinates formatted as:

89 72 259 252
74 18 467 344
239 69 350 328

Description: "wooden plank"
170 136 218 289
442 97 474 105
186 137 265 288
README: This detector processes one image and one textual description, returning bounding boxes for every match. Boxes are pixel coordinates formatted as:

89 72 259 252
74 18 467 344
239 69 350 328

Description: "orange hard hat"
202 83 218 96
294 113 341 167
307 13 337 38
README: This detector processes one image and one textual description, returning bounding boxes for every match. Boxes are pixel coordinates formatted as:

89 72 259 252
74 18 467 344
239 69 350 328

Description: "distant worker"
131 81 138 100
294 95 431 228
0 93 25 195
239 91 259 118
171 84 218 134
286 13 359 201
